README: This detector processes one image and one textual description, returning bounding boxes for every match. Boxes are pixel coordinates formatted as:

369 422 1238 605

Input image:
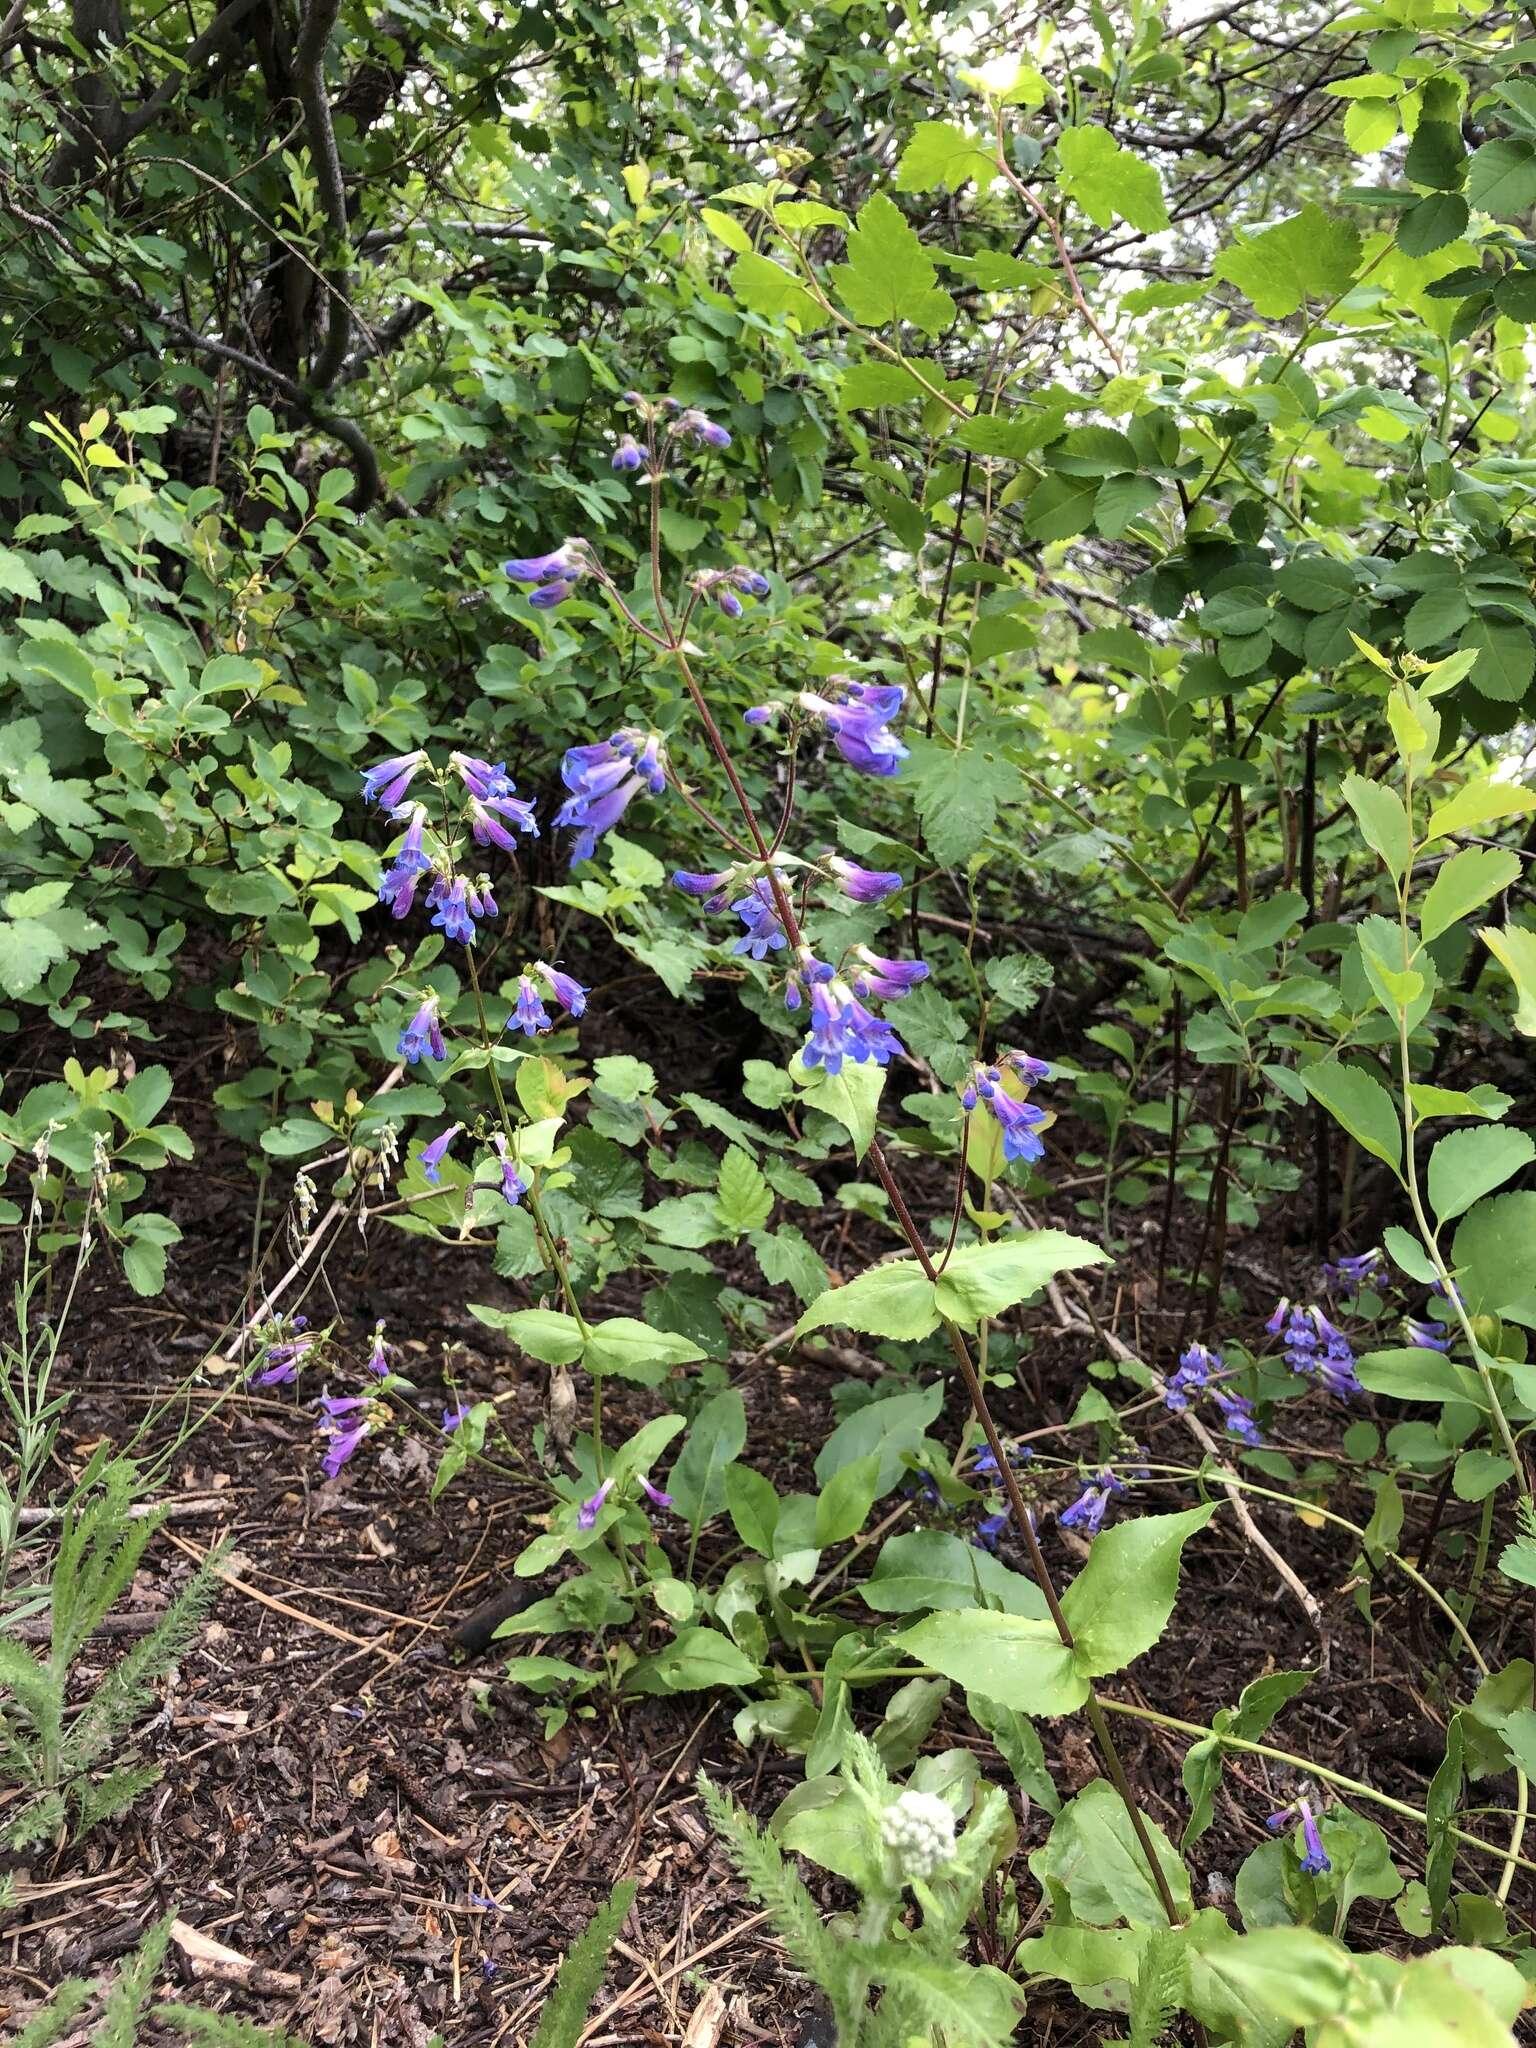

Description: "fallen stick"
169 1917 301 1995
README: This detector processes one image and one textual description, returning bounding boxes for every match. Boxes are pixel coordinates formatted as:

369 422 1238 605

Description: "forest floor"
3 971 1528 2047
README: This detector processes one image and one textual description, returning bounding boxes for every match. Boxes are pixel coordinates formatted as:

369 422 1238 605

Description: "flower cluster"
365 749 536 948
413 1124 529 1210
1269 1299 1360 1401
692 566 770 619
510 962 589 1037
962 1054 1051 1165
252 1315 315 1387
746 678 910 778
1321 1246 1388 1300
1060 1468 1126 1536
971 1441 1033 1551
1163 1341 1262 1447
1267 1796 1331 1876
879 1789 957 1882
556 728 667 865
504 539 596 608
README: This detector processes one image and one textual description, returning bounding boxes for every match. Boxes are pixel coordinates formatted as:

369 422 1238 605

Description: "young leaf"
1342 772 1412 880
1420 846 1521 941
1427 1125 1536 1222
715 1145 773 1233
1056 128 1169 232
1060 1506 1218 1678
1480 923 1536 1035
932 1230 1111 1327
892 1609 1088 1716
1299 1060 1401 1173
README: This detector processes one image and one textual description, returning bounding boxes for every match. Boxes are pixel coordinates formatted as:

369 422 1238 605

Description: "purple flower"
1298 1800 1330 1876
1405 1315 1449 1352
361 749 427 808
672 408 731 449
449 753 517 802
827 855 903 903
255 1326 315 1386
419 1122 461 1184
673 868 734 906
731 877 788 959
1060 1469 1126 1536
973 1442 1031 1476
468 792 539 851
744 704 774 727
1165 1342 1217 1411
1000 1050 1052 1086
1321 1247 1387 1300
1275 1302 1358 1400
504 540 591 609
491 1134 527 1208
512 975 551 1037
536 962 588 1018
849 947 929 1000
796 679 908 777
798 979 904 1074
785 945 836 1012
428 873 477 945
378 804 434 919
367 1321 390 1376
397 993 446 1064
975 1511 1009 1551
318 1395 371 1480
611 434 644 472
962 1063 1048 1165
577 1477 614 1530
442 1402 472 1432
640 1476 673 1510
1213 1386 1263 1447
468 876 498 920
555 729 666 865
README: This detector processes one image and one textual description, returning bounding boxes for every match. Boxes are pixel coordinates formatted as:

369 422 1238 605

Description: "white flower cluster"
879 1789 957 1881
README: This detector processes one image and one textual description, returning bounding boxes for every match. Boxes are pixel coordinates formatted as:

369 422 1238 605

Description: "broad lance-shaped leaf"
796 1228 1109 1341
932 1230 1110 1327
893 1608 1088 1716
1059 1505 1218 1677
1299 1058 1401 1174
469 1304 583 1365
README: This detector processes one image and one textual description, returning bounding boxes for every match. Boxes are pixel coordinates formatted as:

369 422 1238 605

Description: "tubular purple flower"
850 947 929 1000
673 408 731 449
1000 1050 1051 1086
1060 1469 1126 1536
1298 1800 1330 1876
556 730 665 865
731 877 788 959
255 1326 314 1386
739 570 770 597
468 876 498 920
1165 1342 1217 1411
491 1133 527 1208
1321 1247 1387 1299
1213 1386 1263 1446
744 704 775 727
361 749 428 808
536 962 588 1018
798 679 909 776
449 754 517 801
367 1321 390 1376
640 1476 673 1510
1405 1315 1450 1352
827 855 903 904
975 1510 1009 1551
512 975 551 1037
611 434 644 472
556 773 643 865
1265 1298 1290 1336
442 1402 472 1431
469 792 539 850
398 993 446 1064
673 868 733 906
318 1395 371 1480
505 541 591 607
577 1477 614 1530
419 1122 462 1184
979 1081 1048 1164
428 873 477 945
716 587 744 618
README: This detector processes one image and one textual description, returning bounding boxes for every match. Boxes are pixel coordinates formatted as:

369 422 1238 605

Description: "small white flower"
879 1789 957 1881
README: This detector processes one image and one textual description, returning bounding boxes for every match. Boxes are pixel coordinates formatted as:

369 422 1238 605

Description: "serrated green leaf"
1056 128 1168 232
1213 203 1361 317
831 193 954 337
